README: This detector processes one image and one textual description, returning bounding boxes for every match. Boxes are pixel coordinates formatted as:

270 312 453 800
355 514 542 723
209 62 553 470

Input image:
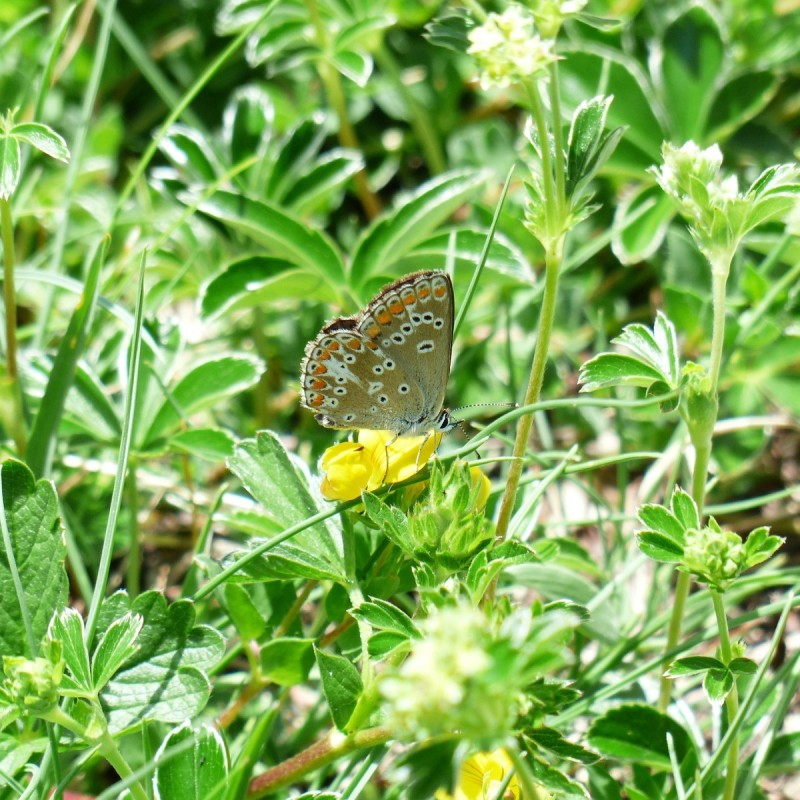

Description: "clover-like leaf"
98 591 225 733
0 460 68 659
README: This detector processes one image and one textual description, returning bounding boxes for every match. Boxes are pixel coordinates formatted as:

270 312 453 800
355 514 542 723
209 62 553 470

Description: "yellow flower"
434 749 522 800
319 430 442 501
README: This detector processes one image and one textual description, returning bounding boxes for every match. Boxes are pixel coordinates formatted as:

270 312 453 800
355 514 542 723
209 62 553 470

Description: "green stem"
374 46 446 175
524 80 558 236
712 590 740 800
97 730 150 800
708 270 729 391
0 197 25 454
125 463 140 597
305 0 381 220
506 745 549 800
248 726 392 797
659 257 730 710
547 60 566 219
494 239 563 540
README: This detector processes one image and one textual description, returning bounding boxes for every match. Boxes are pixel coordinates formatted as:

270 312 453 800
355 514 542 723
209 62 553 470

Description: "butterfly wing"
300 321 427 432
356 271 453 423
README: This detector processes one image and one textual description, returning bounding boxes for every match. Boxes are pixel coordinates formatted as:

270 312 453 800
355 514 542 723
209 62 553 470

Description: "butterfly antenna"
452 401 519 416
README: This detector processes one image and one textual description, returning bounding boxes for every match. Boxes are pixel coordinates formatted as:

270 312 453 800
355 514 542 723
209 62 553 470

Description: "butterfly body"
300 270 455 436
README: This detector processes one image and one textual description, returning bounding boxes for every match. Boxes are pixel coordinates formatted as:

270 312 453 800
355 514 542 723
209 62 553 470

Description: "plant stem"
125 463 140 597
659 259 729 710
375 45 446 175
507 745 550 800
305 0 381 220
248 726 392 797
494 75 565 541
712 589 740 800
1 197 26 455
494 239 562 540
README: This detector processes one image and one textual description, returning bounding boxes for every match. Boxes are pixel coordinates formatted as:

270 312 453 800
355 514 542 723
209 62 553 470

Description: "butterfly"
300 270 456 437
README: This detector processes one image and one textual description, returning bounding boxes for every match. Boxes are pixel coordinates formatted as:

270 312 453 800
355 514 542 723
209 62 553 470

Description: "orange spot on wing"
376 310 392 325
365 325 381 339
312 363 327 375
311 379 327 391
318 349 331 360
388 300 404 315
310 394 325 407
402 293 416 305
364 340 379 350
418 286 431 299
328 341 340 351
434 285 447 298
346 338 362 350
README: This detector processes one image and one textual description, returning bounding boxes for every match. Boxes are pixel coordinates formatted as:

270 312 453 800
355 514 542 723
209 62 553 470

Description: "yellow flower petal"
319 441 378 501
319 430 443 501
451 749 522 800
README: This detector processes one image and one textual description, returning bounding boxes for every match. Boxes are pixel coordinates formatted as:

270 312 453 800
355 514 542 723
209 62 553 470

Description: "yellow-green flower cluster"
1 642 63 713
319 430 441 501
435 749 525 800
379 603 519 743
683 523 747 591
467 4 557 89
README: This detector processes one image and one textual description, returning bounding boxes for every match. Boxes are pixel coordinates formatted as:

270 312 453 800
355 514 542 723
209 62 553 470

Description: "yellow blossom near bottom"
319 430 442 501
434 749 522 800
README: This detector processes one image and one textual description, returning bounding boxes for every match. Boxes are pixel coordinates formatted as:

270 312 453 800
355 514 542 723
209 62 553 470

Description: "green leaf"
527 727 599 764
612 185 675 265
579 353 666 392
670 488 699 532
266 116 329 202
361 493 412 553
226 433 346 582
587 705 696 770
743 525 784 568
728 657 757 675
284 149 364 215
260 638 315 686
331 49 372 87
200 257 339 319
349 169 489 286
613 312 680 387
350 598 420 640
154 721 229 800
223 583 265 641
169 428 235 461
198 190 346 286
637 503 685 543
50 609 91 693
333 14 393 52
160 124 222 182
707 72 777 142
27 237 108 477
566 95 625 202
665 656 725 676
98 591 224 733
144 355 264 444
703 668 733 705
636 532 684 563
0 129 21 199
91 613 144 691
314 646 363 732
366 631 409 659
424 11 472 53
0 460 67 658
394 228 529 280
223 85 274 166
11 122 69 162
659 6 723 140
